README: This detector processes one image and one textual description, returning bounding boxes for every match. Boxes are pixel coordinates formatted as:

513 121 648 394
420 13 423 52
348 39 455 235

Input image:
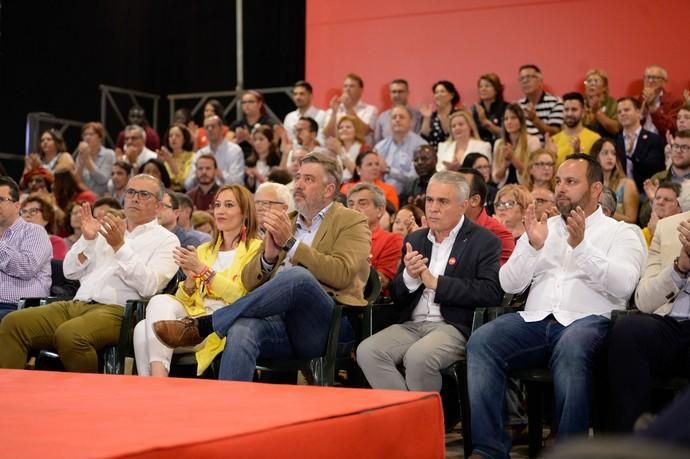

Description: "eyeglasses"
533 161 555 168
125 188 158 201
20 207 42 217
0 196 16 204
255 200 284 209
161 203 175 210
517 74 539 83
671 144 690 153
494 200 519 210
534 198 554 206
584 78 603 86
644 75 666 82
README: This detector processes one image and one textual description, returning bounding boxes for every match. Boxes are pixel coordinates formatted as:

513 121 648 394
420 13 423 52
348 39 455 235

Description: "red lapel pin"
448 257 457 266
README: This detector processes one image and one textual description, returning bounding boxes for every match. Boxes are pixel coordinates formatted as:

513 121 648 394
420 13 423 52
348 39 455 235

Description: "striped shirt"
0 218 52 304
519 92 564 144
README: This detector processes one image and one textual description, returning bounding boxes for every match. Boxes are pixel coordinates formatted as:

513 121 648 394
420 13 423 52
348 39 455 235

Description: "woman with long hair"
21 129 75 190
245 125 282 192
524 149 556 191
326 115 367 182
472 73 507 145
436 110 492 171
420 80 461 147
492 103 541 187
340 150 399 210
158 124 195 191
592 138 639 223
133 185 263 377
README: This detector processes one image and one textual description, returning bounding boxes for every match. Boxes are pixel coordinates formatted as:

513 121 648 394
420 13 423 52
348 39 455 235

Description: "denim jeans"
0 303 18 322
466 312 609 459
212 266 354 381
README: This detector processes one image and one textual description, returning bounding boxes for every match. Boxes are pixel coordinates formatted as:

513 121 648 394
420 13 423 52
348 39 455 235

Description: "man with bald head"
0 174 179 373
467 154 647 458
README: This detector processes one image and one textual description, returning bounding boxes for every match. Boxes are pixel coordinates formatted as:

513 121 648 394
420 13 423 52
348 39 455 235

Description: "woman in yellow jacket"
134 184 262 376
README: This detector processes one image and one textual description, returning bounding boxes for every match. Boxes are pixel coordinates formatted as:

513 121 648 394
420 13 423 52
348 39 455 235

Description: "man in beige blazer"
154 152 371 381
608 209 690 431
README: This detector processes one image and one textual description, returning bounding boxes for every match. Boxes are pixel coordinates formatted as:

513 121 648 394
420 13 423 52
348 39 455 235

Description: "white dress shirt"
185 140 245 190
403 216 464 322
63 220 179 306
499 207 647 326
284 105 327 145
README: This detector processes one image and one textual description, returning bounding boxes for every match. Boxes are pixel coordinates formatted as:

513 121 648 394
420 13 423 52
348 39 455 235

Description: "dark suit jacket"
615 128 665 193
389 217 502 338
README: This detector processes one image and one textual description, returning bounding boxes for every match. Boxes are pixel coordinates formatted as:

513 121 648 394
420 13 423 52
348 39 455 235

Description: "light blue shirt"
375 132 427 194
669 269 690 320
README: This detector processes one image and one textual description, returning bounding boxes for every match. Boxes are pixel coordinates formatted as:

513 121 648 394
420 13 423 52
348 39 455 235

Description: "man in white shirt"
283 80 326 146
0 174 179 373
357 171 502 392
185 115 245 190
466 153 647 459
324 73 378 145
123 125 157 169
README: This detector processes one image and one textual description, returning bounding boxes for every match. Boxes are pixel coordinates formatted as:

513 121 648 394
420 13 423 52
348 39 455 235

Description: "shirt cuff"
670 265 688 290
260 254 276 272
403 268 423 292
72 236 98 263
285 240 300 262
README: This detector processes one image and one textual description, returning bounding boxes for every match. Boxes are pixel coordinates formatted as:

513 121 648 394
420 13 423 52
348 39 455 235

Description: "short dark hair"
345 73 364 88
164 189 180 209
294 80 313 93
196 153 218 169
564 153 604 185
676 129 690 140
113 160 133 176
519 64 542 74
298 116 319 133
267 168 292 185
391 78 409 88
617 96 641 110
176 192 193 210
138 158 172 189
657 180 681 198
0 176 20 202
562 92 585 107
93 197 122 212
457 167 488 206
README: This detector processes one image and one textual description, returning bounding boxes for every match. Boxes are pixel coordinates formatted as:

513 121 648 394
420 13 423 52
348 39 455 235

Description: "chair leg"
526 381 543 458
458 362 473 459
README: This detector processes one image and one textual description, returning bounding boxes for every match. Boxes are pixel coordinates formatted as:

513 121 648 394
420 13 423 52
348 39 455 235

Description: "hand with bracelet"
173 245 212 293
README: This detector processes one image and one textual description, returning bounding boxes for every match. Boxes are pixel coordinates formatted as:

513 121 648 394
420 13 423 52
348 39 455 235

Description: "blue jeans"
0 303 18 322
467 313 609 459
212 267 354 381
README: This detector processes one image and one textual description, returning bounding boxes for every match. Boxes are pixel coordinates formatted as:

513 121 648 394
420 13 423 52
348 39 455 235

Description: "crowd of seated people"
2 63 690 457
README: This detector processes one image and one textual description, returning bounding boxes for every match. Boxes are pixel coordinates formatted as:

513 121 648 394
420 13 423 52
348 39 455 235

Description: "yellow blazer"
174 236 262 374
242 202 371 307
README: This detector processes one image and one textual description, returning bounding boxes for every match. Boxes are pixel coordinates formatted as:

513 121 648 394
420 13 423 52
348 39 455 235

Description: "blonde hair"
495 184 534 210
449 110 480 140
525 149 556 191
337 115 366 145
495 104 530 174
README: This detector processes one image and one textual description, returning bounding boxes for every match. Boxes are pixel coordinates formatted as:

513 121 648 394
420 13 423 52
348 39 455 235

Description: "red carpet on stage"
0 369 444 458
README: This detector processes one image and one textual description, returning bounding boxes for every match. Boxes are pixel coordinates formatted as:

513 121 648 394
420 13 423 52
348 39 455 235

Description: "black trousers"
608 313 690 432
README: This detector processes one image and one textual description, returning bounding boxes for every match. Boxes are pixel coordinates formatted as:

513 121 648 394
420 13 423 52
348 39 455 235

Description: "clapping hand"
79 202 101 240
403 242 428 279
523 203 548 250
564 206 586 248
173 245 205 279
99 213 126 252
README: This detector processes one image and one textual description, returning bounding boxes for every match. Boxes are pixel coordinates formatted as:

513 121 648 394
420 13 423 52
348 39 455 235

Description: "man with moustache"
153 152 371 381
0 174 179 372
551 92 601 166
466 154 647 459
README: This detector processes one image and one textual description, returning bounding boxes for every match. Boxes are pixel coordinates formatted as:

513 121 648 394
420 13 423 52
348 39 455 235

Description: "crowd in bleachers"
2 63 690 457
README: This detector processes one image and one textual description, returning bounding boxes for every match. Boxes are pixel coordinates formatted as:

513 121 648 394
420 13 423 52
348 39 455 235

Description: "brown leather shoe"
153 317 204 348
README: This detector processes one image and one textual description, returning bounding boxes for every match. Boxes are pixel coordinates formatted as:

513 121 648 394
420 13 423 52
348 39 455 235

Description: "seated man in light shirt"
0 174 179 373
466 153 647 459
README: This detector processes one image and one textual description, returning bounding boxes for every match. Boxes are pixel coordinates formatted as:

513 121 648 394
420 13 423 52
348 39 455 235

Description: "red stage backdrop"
306 0 690 112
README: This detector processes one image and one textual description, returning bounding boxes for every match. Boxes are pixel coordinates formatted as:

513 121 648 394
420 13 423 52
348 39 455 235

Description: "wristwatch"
282 236 297 252
673 257 689 277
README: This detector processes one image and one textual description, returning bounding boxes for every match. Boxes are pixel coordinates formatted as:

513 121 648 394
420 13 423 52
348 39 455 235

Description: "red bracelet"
194 266 210 279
